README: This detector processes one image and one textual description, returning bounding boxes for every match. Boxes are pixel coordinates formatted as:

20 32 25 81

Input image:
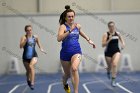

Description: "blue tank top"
23 35 37 59
61 24 81 52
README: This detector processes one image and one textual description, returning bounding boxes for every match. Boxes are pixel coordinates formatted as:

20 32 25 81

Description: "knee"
112 63 117 67
71 62 79 72
71 65 78 72
29 64 34 70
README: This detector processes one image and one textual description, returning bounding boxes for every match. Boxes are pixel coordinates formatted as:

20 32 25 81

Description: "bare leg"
61 60 71 85
71 54 81 93
29 57 37 85
105 56 112 79
105 56 112 73
111 52 121 78
23 62 30 81
61 60 71 93
111 52 121 87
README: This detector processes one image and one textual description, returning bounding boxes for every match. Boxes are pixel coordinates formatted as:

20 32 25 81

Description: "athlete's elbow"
102 44 106 47
20 46 22 49
123 42 125 46
57 37 62 42
20 44 23 49
57 39 61 42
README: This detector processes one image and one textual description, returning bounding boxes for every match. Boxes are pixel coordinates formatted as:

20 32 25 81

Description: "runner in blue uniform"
57 5 96 93
102 21 125 87
20 25 46 90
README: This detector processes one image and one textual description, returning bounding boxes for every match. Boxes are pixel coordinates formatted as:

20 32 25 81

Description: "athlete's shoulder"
60 24 66 27
33 35 39 39
116 31 120 35
59 24 67 29
21 35 26 39
76 23 81 30
103 32 108 36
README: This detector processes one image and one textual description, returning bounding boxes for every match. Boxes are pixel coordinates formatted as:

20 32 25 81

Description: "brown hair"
108 21 115 27
24 25 32 32
59 5 75 25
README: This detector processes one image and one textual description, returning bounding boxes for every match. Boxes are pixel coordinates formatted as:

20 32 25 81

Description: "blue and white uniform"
22 35 38 62
60 24 82 61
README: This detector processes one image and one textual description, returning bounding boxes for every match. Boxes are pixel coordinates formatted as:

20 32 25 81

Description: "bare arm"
78 25 90 41
117 32 125 49
102 33 112 47
35 35 46 54
57 25 70 42
20 35 27 49
57 24 78 42
78 24 96 48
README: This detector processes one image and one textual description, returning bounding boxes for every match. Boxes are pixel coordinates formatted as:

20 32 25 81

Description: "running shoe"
63 83 71 93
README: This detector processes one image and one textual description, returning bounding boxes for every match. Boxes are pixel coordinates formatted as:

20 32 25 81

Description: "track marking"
94 75 136 93
83 80 103 93
116 75 140 93
9 85 20 93
94 77 116 91
116 83 133 93
8 80 49 93
8 83 26 93
46 78 95 93
85 75 118 93
47 82 61 93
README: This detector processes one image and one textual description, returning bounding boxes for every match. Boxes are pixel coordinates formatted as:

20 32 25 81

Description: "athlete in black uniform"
102 21 125 87
20 25 46 90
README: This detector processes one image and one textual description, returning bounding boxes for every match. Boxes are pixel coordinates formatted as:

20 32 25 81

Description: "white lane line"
21 80 49 93
8 85 20 93
90 76 119 93
8 83 26 93
83 74 140 93
83 81 102 93
116 83 133 93
94 76 136 93
94 76 114 90
116 75 140 93
95 75 134 93
47 78 98 93
8 80 49 93
47 82 61 93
